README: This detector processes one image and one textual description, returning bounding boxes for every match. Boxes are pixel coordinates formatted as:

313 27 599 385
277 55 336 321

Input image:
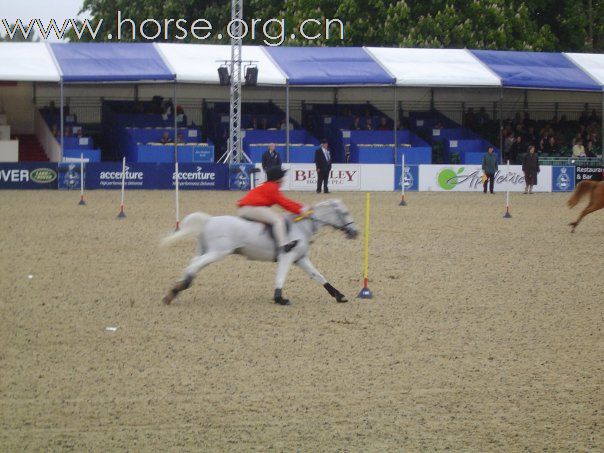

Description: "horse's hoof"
274 296 291 306
163 290 176 305
336 295 348 303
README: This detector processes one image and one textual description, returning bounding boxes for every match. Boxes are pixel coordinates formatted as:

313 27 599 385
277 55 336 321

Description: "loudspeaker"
218 67 230 86
245 66 258 86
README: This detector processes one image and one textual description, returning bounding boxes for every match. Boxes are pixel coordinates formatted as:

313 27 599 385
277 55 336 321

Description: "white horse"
162 199 358 305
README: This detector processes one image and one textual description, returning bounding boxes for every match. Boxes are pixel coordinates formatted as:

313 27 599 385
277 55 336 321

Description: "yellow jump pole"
358 192 373 299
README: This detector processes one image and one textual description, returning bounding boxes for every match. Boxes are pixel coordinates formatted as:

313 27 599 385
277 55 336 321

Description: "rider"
237 166 308 253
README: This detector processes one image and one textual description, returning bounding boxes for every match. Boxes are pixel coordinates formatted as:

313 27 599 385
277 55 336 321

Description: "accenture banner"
84 163 228 190
418 165 553 192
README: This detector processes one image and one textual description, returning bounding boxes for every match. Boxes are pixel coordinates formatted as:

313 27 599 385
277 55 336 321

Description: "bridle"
301 201 354 234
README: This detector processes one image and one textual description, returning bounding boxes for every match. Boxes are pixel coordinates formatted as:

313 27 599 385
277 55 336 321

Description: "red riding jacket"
238 181 303 214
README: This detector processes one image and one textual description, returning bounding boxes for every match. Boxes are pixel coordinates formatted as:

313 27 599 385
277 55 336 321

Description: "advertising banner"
0 163 58 189
86 162 156 189
575 165 603 183
58 162 83 190
229 164 255 191
419 165 552 192
165 164 228 190
85 163 229 190
254 164 394 191
286 164 362 191
394 165 419 192
551 166 575 192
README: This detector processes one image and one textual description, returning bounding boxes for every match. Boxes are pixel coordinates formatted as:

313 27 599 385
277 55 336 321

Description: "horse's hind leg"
296 256 348 303
163 250 230 305
569 201 602 233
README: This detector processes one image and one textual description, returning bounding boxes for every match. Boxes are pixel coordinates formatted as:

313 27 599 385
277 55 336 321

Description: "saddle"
241 217 293 261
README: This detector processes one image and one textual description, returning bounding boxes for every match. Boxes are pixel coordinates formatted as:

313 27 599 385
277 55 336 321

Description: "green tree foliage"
67 0 602 52
0 22 39 42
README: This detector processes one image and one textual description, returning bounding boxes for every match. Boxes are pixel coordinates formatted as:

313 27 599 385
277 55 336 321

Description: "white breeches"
237 206 288 247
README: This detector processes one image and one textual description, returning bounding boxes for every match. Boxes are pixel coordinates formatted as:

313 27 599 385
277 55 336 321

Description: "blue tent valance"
50 43 174 82
265 47 394 86
471 50 601 91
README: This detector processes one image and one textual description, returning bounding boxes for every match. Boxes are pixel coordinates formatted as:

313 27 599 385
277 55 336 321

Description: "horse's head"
311 199 358 239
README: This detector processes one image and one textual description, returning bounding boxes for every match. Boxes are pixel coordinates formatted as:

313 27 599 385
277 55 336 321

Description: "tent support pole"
60 81 64 161
286 82 290 163
394 85 398 165
174 82 177 163
499 86 504 165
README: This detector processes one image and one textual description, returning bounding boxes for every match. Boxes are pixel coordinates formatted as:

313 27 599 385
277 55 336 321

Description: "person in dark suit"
314 138 332 194
261 143 282 173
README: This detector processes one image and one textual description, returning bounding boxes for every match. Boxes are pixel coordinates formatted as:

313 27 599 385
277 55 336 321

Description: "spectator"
482 145 498 194
435 121 444 129
503 129 515 157
251 116 259 129
524 126 537 147
377 117 390 131
64 126 72 137
176 133 184 143
508 135 524 164
542 136 559 155
261 143 282 173
475 107 489 126
303 113 313 132
314 138 332 194
364 118 373 131
585 140 596 158
48 101 59 115
522 145 539 194
572 139 586 157
51 124 59 138
160 131 170 144
464 108 475 127
260 118 268 130
352 116 362 130
588 108 599 123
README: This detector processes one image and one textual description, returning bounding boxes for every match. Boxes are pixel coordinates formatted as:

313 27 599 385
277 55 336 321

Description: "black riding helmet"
266 167 287 182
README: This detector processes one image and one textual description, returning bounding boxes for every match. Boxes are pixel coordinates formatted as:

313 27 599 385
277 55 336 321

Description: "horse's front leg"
569 201 600 233
295 256 348 303
274 253 297 305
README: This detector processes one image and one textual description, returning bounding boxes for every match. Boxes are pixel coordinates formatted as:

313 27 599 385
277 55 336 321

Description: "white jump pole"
250 165 256 190
399 153 407 206
175 161 180 231
78 153 86 205
503 159 512 218
117 157 126 218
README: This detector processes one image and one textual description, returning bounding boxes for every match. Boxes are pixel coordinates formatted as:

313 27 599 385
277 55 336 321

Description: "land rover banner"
0 163 58 189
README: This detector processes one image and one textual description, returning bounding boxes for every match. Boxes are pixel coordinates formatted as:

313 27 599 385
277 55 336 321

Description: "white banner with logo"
419 165 552 192
254 164 394 191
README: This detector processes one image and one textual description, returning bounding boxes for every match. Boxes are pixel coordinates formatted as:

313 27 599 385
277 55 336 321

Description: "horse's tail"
567 180 595 209
161 212 211 246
